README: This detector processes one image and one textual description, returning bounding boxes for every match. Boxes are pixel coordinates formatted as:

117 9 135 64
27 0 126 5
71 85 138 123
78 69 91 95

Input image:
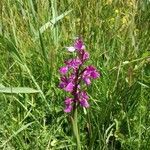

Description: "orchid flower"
59 37 100 113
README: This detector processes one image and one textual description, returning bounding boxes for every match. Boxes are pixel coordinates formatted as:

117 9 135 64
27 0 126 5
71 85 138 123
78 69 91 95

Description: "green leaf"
0 87 40 94
39 9 73 34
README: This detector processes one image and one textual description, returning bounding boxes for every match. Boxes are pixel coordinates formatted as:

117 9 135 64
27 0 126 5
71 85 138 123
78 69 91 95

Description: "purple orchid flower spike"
59 37 100 113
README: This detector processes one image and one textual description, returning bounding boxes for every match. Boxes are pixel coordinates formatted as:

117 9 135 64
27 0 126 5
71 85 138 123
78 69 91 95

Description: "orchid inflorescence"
59 37 100 113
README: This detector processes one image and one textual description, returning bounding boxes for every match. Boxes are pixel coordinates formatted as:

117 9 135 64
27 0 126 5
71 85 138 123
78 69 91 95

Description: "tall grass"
0 0 150 149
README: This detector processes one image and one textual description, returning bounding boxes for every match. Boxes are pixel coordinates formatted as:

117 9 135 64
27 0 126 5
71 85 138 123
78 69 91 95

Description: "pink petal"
59 66 68 75
83 51 89 61
80 99 90 108
65 98 73 105
91 71 100 78
81 45 85 49
64 105 73 113
84 78 91 85
64 82 74 92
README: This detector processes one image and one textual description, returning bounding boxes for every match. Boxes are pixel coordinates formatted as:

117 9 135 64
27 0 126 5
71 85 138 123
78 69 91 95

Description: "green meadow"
0 0 150 149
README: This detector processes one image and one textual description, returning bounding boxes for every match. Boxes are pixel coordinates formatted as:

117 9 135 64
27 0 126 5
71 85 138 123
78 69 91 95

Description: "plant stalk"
72 107 81 150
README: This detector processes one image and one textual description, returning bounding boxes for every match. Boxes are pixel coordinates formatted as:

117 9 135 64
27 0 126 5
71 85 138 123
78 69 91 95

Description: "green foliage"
0 0 150 149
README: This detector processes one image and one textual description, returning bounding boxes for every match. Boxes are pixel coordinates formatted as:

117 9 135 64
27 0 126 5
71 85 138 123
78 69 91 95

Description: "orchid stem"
72 107 81 150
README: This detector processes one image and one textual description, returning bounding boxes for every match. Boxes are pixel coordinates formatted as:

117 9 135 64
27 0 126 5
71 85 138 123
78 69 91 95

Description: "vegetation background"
0 0 150 149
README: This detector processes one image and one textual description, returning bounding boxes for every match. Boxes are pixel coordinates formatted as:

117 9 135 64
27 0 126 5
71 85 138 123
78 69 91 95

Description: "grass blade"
39 9 73 34
0 87 39 94
0 122 34 148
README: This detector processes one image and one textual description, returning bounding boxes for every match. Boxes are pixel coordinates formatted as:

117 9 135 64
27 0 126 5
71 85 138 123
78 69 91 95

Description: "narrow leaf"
0 87 39 94
39 9 72 34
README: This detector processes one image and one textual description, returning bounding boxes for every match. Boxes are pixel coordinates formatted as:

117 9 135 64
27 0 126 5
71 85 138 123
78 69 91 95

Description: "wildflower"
66 37 85 52
65 58 82 69
78 91 89 108
79 50 89 62
82 66 100 85
59 66 68 74
59 37 100 113
65 82 74 92
82 50 89 61
74 38 85 51
64 97 73 112
59 76 74 92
